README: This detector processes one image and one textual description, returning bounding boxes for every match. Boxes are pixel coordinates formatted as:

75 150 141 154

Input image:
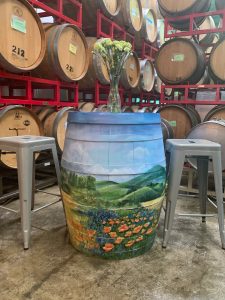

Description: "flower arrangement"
94 38 132 113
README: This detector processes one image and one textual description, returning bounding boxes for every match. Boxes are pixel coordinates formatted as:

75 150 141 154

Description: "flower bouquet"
93 38 132 113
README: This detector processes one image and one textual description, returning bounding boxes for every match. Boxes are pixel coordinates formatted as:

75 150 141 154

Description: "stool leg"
212 152 225 249
197 157 209 223
51 145 61 186
17 148 34 250
163 150 184 248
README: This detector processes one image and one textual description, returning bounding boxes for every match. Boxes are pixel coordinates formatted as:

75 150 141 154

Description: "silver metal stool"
0 136 61 249
163 139 225 249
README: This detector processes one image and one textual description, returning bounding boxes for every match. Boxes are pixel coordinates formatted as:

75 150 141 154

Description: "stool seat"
0 135 61 250
163 138 225 249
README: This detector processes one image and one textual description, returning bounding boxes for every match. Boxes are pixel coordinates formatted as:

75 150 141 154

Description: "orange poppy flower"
103 226 112 234
144 222 150 228
125 231 132 237
136 236 144 242
125 240 135 247
109 220 115 225
135 219 140 223
133 225 143 234
103 243 114 252
118 224 129 232
146 228 153 235
115 237 124 244
87 229 96 237
109 232 117 238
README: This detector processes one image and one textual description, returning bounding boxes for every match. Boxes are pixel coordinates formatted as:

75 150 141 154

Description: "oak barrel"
154 75 172 96
42 107 74 154
133 59 155 93
79 38 110 89
154 105 200 139
120 52 141 90
0 105 43 168
135 9 157 49
0 0 46 73
204 105 225 122
161 118 174 143
34 24 89 82
116 0 143 34
186 120 225 170
155 38 206 85
209 38 225 83
78 102 95 112
158 0 211 30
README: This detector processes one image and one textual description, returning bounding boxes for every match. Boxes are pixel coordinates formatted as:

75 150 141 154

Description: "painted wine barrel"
158 0 211 30
120 52 141 90
42 107 74 154
135 9 157 50
34 24 89 82
133 59 155 93
186 120 225 171
155 38 206 85
215 0 225 10
0 0 46 73
79 38 110 89
0 105 43 168
61 112 166 259
154 105 200 139
82 0 121 35
209 38 225 83
116 0 143 34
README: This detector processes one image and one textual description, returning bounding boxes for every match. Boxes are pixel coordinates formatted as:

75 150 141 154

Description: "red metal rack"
164 9 225 39
28 0 82 27
160 84 225 105
124 92 160 107
0 71 79 108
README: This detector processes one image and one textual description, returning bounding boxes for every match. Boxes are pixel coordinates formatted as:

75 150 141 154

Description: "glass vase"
107 75 121 113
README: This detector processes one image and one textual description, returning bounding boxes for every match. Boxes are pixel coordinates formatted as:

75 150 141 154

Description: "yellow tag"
69 43 77 55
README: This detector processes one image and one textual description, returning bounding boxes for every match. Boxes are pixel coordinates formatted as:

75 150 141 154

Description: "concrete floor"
1 186 225 300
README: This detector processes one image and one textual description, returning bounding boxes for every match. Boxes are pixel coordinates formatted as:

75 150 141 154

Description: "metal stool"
0 136 61 249
163 139 225 249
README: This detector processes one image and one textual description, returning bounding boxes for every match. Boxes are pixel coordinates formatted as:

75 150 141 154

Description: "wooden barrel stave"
209 38 225 83
0 0 46 73
120 52 141 90
204 105 225 122
133 59 155 93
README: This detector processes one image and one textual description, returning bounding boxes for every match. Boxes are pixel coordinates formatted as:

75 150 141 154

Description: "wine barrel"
157 19 165 48
198 17 216 48
42 107 74 154
79 38 110 89
133 59 155 93
135 9 157 49
93 105 108 112
34 24 89 82
209 38 225 83
116 0 143 34
155 38 206 85
161 118 174 143
186 120 225 170
78 102 95 112
154 75 173 97
0 0 46 73
37 106 56 123
0 105 43 168
61 112 166 259
204 105 225 122
120 52 141 90
154 105 199 139
141 0 163 19
215 0 225 10
158 0 211 31
82 0 121 35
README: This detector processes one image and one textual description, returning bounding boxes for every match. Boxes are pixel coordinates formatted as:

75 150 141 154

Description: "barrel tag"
168 121 177 127
11 15 26 33
69 43 77 55
171 54 184 62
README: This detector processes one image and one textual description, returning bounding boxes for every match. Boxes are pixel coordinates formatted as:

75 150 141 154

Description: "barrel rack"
161 9 225 105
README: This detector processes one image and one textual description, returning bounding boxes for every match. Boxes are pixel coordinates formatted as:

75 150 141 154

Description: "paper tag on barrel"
171 54 184 62
11 15 26 33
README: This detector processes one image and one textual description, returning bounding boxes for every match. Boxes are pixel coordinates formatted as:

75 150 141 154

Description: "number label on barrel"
12 45 25 58
66 64 74 73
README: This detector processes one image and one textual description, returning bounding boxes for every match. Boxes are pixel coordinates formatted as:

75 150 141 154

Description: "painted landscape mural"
61 165 166 259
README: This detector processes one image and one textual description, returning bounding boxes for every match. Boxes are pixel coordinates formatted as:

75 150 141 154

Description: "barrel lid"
68 112 161 125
